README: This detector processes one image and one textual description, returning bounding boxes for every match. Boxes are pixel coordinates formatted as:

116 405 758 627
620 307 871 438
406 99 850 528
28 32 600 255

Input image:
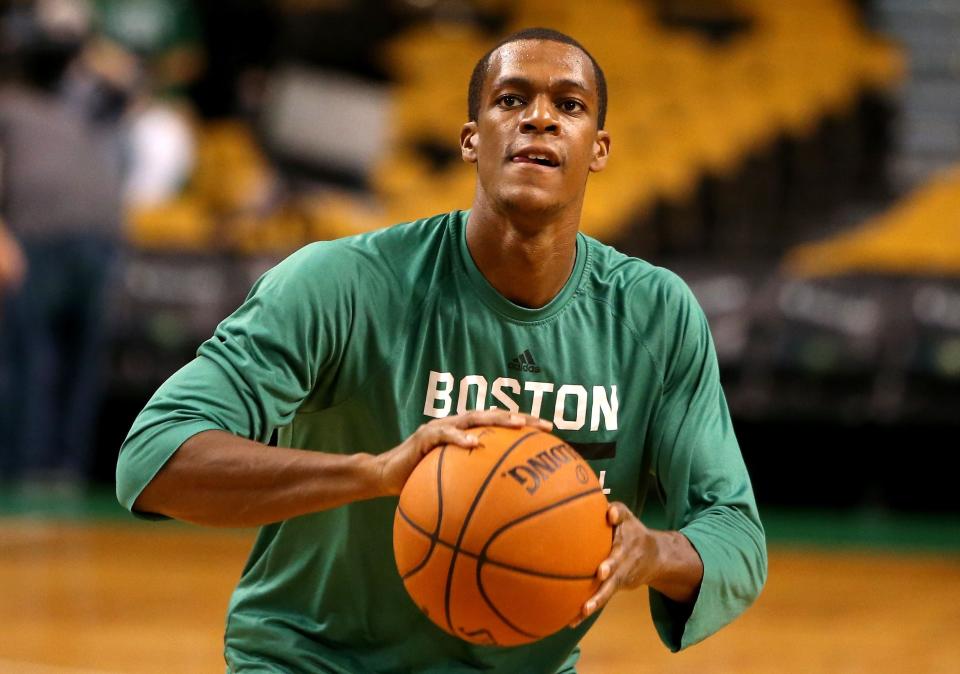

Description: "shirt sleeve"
646 273 767 651
115 242 365 518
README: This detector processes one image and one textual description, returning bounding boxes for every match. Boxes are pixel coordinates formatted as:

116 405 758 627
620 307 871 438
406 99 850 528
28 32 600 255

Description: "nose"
520 95 559 134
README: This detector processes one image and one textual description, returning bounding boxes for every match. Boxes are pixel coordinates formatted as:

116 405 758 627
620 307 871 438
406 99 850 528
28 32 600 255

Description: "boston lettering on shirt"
422 369 618 460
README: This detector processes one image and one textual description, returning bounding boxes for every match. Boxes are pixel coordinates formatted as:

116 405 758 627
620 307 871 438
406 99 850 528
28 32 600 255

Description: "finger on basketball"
597 546 623 582
596 530 625 585
434 426 479 450
524 414 553 431
588 574 619 614
454 409 552 431
449 410 520 429
608 502 629 525
569 573 617 627
484 410 526 427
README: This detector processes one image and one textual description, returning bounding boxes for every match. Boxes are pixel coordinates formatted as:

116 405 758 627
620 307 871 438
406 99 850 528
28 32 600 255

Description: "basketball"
393 425 613 646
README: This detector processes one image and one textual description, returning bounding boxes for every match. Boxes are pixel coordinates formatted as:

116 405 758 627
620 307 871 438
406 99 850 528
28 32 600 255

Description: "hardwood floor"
1 520 958 673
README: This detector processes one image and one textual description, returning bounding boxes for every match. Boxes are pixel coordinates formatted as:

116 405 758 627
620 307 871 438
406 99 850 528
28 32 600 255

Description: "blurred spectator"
91 0 204 96
85 0 203 208
123 95 195 207
0 6 129 490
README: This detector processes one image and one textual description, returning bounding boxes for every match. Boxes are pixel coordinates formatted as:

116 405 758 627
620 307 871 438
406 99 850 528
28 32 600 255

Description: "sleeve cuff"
115 419 223 519
649 527 721 652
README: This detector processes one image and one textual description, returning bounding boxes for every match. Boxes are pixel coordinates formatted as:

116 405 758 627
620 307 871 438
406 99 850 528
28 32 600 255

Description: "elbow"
130 479 161 515
118 466 174 520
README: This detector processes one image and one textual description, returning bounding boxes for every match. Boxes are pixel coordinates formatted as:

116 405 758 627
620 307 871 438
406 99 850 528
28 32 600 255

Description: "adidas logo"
508 349 541 373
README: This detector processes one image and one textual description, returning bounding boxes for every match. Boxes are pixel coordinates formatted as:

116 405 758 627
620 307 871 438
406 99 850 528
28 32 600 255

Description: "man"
1 26 125 486
117 28 766 673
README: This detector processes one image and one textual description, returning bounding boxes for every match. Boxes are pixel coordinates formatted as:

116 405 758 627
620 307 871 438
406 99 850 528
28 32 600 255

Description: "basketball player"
117 28 766 673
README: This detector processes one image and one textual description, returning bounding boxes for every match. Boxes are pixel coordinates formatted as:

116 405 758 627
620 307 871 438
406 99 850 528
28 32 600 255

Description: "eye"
498 94 524 108
559 99 585 113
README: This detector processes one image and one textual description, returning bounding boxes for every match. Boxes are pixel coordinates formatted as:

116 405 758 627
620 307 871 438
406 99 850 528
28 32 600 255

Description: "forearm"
133 430 384 527
648 530 704 604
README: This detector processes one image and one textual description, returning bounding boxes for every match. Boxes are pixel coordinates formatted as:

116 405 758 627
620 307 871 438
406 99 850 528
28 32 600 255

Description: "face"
461 40 611 218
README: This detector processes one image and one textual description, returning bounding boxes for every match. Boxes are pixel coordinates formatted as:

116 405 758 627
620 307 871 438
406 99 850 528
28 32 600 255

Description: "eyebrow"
491 76 591 95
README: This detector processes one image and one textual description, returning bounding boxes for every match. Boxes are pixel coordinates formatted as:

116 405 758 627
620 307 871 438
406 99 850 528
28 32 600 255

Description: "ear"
460 121 478 164
589 129 611 173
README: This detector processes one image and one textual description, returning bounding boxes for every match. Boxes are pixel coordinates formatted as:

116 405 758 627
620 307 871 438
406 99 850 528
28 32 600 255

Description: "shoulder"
303 210 454 272
581 235 699 320
580 237 708 379
358 210 458 279
255 210 458 298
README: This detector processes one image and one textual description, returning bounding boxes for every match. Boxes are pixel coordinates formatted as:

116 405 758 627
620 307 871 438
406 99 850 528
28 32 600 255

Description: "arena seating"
783 166 960 278
376 0 904 242
125 0 904 253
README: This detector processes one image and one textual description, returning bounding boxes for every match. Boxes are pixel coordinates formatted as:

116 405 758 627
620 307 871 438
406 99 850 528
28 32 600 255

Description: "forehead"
485 39 597 97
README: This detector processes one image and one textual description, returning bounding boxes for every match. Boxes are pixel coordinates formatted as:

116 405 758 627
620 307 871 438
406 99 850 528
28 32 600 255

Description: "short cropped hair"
467 27 608 130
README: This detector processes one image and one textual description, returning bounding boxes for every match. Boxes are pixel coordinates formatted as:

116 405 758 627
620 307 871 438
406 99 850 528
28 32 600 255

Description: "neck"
465 193 582 309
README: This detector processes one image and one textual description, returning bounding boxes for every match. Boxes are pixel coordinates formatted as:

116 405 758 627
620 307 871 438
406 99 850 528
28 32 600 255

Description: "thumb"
607 502 629 526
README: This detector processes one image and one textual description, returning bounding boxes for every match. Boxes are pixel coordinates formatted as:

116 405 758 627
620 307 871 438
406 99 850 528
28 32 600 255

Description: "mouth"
509 148 560 168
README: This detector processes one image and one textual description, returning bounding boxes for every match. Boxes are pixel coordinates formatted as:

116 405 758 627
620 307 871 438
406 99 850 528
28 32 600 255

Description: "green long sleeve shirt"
116 209 766 673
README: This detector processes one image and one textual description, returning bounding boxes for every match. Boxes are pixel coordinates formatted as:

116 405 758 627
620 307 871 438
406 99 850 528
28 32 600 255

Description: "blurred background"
0 0 958 672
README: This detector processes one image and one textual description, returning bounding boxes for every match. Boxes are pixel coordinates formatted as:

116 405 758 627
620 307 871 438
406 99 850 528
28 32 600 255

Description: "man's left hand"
570 501 704 628
570 502 659 627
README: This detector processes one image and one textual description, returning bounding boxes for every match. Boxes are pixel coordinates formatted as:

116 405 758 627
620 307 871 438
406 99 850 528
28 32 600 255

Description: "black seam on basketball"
460 627 498 646
477 486 604 574
473 487 604 639
399 447 446 580
399 507 597 579
477 560 597 581
480 487 604 558
398 506 596 580
443 430 540 636
474 578 541 641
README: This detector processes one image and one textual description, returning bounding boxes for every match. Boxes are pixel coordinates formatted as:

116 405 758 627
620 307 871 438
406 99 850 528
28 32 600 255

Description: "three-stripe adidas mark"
508 349 541 373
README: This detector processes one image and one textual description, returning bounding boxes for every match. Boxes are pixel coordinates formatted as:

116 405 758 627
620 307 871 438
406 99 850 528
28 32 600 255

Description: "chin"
496 186 565 217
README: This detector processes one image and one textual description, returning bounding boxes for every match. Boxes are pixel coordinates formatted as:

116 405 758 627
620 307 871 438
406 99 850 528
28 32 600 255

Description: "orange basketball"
393 425 613 646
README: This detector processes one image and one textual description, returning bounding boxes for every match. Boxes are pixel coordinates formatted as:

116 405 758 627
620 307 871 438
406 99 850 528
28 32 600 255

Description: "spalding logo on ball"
393 425 614 646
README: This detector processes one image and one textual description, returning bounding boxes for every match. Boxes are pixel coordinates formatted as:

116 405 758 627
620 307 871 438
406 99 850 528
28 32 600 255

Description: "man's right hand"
374 411 553 497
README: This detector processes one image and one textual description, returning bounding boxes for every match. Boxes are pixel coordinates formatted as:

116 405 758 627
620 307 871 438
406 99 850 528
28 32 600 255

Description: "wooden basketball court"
1 519 958 673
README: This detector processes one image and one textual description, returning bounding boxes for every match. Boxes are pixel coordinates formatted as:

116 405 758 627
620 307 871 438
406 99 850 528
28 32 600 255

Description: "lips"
509 146 560 168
